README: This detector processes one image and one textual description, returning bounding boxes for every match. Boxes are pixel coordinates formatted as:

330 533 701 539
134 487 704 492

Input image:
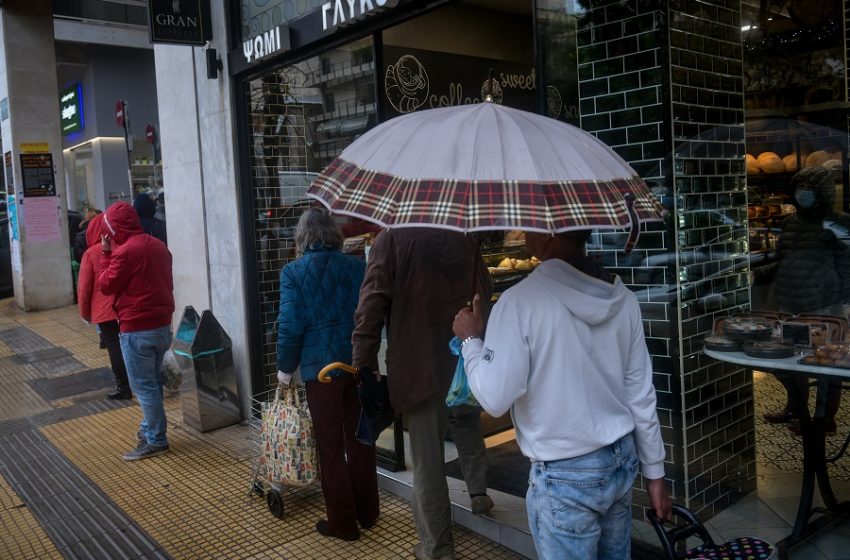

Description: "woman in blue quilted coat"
276 207 378 541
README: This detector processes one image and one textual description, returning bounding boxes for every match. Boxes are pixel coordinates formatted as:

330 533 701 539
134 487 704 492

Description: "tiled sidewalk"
0 300 522 559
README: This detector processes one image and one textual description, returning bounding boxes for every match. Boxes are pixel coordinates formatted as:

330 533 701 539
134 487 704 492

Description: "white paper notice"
23 196 61 244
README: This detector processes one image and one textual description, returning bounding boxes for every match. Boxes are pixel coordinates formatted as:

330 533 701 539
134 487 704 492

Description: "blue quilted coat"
276 247 366 382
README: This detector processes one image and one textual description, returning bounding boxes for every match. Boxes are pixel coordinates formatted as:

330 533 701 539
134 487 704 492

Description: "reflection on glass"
535 0 583 125
245 36 376 390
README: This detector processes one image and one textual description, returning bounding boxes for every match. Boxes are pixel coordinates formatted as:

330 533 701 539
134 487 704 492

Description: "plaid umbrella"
308 102 666 250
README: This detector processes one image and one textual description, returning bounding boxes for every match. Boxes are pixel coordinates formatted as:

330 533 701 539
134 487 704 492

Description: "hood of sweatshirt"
102 201 143 245
531 258 628 325
84 213 105 249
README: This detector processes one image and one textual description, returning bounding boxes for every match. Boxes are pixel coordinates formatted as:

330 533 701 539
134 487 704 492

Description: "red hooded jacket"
77 214 117 324
97 202 174 333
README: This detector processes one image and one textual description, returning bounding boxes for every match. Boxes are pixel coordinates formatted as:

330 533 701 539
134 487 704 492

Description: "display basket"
247 383 321 519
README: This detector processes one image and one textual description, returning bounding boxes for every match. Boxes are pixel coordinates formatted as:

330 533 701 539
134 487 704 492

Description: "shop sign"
148 0 211 45
321 0 399 32
19 153 55 198
59 83 84 136
19 143 49 154
383 47 537 118
242 26 289 64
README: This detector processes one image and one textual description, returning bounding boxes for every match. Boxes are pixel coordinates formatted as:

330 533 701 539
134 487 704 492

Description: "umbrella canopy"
307 102 665 242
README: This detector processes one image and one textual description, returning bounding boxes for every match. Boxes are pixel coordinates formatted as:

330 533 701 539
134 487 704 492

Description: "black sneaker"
122 442 169 462
107 388 132 400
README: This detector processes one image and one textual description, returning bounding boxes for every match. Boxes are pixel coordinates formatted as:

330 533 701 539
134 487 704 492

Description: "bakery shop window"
244 36 378 392
743 0 850 320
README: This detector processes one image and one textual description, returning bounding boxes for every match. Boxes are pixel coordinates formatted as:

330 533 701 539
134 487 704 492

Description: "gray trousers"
407 393 488 559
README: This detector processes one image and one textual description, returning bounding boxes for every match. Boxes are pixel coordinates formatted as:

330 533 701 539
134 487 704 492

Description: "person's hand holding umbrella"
453 294 484 343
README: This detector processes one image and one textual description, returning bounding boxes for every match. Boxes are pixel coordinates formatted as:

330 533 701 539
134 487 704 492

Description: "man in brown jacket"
352 228 493 560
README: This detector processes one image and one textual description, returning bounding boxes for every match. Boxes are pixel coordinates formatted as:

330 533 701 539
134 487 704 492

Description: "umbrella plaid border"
307 158 667 233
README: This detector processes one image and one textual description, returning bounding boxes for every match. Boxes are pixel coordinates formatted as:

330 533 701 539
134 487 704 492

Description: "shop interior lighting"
742 24 758 31
62 136 124 153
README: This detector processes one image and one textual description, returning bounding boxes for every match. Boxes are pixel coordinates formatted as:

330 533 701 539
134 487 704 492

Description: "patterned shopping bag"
260 384 319 487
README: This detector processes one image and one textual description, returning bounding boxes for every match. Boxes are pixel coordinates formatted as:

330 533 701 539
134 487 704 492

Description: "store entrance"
377 0 536 493
241 0 541 477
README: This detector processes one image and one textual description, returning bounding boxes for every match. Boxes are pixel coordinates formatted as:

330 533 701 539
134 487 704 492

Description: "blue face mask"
795 189 817 208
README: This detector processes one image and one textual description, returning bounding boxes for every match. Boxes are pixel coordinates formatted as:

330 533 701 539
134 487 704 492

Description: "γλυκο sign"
321 0 400 32
148 0 211 46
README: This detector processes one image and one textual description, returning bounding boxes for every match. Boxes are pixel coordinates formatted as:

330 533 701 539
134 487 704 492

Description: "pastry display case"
477 231 540 297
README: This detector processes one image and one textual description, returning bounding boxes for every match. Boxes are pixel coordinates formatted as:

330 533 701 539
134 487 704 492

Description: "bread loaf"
746 154 761 175
757 152 783 174
782 154 798 172
806 150 830 168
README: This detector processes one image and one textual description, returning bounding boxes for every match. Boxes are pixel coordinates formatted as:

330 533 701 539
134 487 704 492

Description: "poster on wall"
4 152 12 194
382 46 537 119
19 153 55 197
23 197 61 244
7 195 17 241
10 239 20 273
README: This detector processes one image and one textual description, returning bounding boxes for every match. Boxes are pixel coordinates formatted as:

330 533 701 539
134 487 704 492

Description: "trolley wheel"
251 480 265 497
266 488 284 519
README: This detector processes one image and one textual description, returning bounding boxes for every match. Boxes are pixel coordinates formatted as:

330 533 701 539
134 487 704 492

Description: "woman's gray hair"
295 207 343 256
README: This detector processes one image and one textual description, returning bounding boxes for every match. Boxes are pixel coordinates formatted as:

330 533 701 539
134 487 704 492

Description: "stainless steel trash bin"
173 306 240 433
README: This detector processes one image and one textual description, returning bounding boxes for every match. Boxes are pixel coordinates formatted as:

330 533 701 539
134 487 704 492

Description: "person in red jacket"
97 201 175 461
77 213 131 400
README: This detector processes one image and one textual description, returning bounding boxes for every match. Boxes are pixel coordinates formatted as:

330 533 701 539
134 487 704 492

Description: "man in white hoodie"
453 230 671 560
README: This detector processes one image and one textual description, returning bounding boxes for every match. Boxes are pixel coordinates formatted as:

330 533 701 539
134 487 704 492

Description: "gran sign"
59 83 83 136
148 0 211 45
321 0 399 31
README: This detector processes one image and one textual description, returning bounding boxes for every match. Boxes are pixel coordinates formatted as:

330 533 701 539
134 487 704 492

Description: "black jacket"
775 175 850 314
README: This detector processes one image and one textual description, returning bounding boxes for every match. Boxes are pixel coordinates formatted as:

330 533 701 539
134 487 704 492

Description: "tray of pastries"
720 316 776 340
743 340 795 359
704 335 741 352
800 342 850 369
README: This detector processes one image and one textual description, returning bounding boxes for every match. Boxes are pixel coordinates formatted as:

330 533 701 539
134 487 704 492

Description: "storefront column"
0 1 74 310
153 2 252 417
577 0 755 518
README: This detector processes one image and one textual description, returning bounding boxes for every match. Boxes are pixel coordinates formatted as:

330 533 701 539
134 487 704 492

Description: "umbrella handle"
317 362 359 384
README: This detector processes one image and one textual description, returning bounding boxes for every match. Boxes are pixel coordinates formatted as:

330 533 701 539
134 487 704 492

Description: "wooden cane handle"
317 362 359 383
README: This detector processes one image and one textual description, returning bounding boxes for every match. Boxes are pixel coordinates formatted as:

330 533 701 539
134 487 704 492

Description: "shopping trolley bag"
260 384 319 487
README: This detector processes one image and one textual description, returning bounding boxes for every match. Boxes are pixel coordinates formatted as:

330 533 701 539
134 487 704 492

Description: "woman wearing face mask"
762 167 849 434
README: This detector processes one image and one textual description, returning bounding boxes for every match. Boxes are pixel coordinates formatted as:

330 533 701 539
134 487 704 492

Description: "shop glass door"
242 37 406 465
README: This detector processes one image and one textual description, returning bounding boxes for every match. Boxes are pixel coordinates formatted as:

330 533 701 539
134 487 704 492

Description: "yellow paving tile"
0 472 63 560
42 401 522 560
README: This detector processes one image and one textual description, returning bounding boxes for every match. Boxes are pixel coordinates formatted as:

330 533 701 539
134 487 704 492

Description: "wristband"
460 335 480 348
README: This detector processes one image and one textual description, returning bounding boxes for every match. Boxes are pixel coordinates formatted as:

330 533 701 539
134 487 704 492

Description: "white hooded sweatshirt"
462 258 666 480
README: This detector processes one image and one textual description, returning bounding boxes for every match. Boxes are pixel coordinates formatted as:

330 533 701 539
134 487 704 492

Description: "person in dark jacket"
276 208 378 542
77 213 131 400
133 192 167 245
74 209 100 262
763 167 848 433
97 201 174 461
351 228 494 560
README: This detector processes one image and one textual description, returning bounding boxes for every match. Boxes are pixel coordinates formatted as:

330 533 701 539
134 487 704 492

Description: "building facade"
0 0 841 531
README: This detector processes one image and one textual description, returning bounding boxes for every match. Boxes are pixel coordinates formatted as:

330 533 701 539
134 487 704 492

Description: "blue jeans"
527 433 639 560
120 326 172 447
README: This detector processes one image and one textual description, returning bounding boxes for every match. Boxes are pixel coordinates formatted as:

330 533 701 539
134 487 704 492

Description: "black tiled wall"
578 0 756 520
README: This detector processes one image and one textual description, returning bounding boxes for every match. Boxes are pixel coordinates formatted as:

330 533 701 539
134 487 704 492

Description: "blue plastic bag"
446 336 479 407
